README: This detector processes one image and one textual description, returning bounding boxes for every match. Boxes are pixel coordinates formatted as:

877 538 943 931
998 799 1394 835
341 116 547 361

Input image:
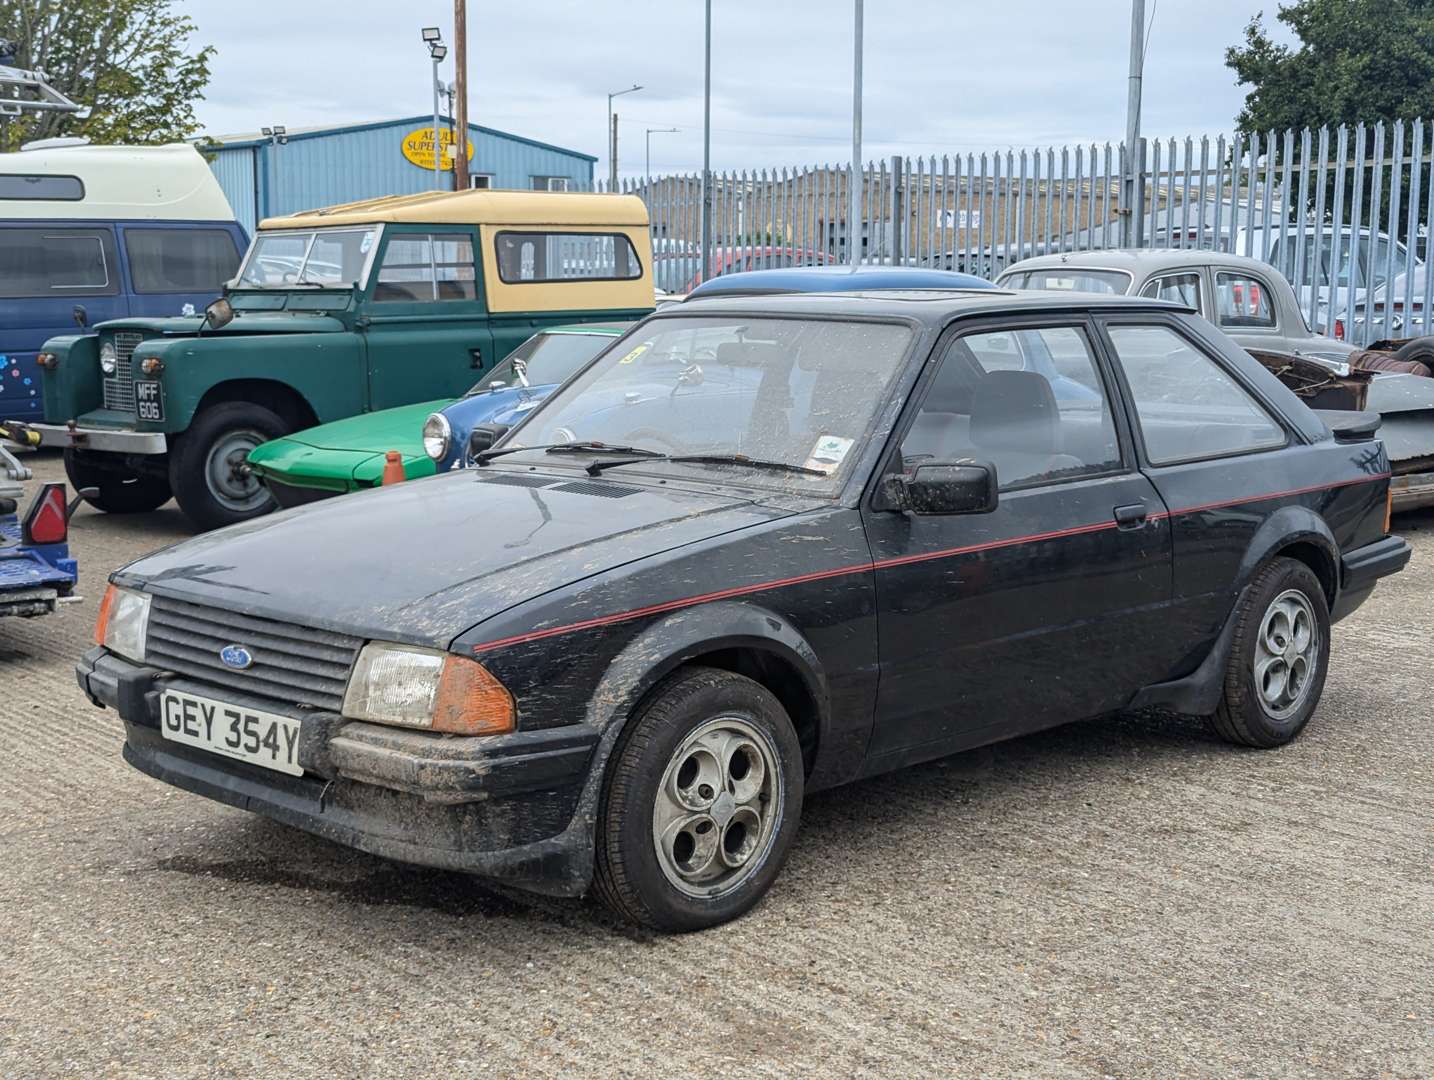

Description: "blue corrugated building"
206 116 597 234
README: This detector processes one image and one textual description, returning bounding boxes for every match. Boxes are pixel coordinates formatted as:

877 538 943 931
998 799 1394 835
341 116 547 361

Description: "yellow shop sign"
401 126 474 168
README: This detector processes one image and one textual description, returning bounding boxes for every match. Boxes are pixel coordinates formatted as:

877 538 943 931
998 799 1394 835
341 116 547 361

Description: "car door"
1097 315 1296 646
118 224 243 319
861 317 1178 766
0 223 128 421
363 227 495 411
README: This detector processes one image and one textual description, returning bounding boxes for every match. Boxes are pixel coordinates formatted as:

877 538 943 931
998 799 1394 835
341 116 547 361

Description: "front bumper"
1332 534 1412 623
24 421 167 454
77 647 601 895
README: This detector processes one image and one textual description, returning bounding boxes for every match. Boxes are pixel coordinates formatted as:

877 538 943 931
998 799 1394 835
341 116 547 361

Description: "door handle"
469 347 484 369
1113 503 1149 528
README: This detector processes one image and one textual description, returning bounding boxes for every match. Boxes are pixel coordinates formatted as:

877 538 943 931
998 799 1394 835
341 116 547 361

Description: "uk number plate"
135 380 164 422
159 690 303 776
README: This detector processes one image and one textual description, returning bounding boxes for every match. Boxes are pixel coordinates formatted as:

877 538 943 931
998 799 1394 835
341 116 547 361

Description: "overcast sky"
186 0 1295 178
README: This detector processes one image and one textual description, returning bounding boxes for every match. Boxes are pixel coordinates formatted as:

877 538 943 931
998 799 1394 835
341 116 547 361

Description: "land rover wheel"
594 667 804 932
169 403 286 531
63 449 172 514
1212 557 1331 748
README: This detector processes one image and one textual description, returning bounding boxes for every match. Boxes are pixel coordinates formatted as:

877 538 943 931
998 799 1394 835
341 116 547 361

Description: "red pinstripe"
470 472 1390 655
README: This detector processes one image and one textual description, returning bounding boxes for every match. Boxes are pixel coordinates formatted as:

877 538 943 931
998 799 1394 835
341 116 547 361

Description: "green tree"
1226 0 1434 133
0 0 214 151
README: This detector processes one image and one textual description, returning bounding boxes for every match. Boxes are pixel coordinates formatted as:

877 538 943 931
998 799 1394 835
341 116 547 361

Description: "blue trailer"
0 423 78 618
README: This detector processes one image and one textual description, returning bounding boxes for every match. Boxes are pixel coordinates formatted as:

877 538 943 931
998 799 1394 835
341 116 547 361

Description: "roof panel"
263 189 648 229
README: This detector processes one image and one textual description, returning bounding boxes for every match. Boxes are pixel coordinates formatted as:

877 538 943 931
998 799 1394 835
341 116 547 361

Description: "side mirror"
203 297 235 331
882 461 998 515
72 305 88 328
467 423 511 462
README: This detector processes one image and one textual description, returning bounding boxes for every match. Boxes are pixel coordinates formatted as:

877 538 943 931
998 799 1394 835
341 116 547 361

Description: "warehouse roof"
206 115 597 163
262 188 649 230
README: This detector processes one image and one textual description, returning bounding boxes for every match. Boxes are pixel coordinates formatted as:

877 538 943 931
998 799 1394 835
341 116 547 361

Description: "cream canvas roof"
262 189 649 230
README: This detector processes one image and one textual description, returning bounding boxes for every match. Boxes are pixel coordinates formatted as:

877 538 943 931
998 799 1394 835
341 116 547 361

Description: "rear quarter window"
1107 323 1286 465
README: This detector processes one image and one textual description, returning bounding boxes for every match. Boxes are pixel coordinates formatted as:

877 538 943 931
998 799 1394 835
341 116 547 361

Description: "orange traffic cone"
381 450 406 486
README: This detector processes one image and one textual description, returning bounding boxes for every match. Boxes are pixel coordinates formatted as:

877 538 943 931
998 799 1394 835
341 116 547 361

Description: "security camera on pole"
422 27 448 190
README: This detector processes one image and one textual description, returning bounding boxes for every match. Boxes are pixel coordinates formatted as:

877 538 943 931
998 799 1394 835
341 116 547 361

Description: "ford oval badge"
219 644 254 670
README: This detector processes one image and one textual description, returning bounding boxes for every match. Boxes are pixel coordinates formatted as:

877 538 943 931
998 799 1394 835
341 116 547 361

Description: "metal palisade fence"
603 120 1434 349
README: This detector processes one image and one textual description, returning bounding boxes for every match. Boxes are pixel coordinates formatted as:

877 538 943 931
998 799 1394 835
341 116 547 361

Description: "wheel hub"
1253 588 1320 720
652 716 782 899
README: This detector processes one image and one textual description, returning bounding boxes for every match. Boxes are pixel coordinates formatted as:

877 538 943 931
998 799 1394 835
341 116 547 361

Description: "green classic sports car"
248 324 630 507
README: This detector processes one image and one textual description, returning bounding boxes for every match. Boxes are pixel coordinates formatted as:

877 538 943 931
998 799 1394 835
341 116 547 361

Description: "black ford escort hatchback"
80 290 1410 931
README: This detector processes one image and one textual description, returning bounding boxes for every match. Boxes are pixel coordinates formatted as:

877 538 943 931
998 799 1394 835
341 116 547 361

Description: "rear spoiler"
1313 409 1382 444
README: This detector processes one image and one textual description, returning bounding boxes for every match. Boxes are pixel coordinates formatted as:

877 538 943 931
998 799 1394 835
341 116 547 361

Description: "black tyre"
1212 558 1331 748
168 402 287 531
593 666 804 932
1391 336 1434 370
63 448 172 514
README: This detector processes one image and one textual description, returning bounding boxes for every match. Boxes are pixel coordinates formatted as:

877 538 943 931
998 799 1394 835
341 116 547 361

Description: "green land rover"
22 189 655 530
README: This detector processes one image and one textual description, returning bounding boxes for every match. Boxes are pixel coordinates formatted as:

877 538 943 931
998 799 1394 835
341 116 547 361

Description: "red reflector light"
1334 318 1345 341
22 483 68 545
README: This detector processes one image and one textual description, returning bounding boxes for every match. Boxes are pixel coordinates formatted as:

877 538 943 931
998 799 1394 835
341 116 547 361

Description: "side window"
1214 272 1276 328
1107 324 1285 465
0 227 119 298
494 231 641 283
1139 272 1202 313
374 233 476 302
432 233 477 300
125 228 240 293
899 326 1122 490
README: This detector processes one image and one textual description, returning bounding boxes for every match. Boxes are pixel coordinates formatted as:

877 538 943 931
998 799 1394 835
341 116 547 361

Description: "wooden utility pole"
453 0 471 189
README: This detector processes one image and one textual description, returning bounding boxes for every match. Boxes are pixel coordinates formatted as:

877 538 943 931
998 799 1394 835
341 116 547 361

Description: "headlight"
342 642 514 735
422 412 451 461
98 339 118 376
95 584 150 662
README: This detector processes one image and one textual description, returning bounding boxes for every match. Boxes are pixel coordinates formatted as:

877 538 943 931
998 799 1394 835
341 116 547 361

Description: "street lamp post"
260 124 287 218
850 0 863 267
422 28 448 191
645 127 678 188
1122 0 1145 248
701 0 712 276
607 84 642 190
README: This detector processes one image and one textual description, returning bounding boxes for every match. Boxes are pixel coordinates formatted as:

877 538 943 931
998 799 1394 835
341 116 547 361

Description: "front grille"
145 596 362 711
101 332 144 412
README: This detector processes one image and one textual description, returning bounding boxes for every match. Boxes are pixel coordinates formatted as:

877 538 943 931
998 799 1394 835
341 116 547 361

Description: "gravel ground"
1 448 1432 1079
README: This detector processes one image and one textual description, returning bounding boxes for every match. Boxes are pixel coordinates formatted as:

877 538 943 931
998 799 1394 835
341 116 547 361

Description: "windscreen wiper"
583 453 827 478
472 441 663 466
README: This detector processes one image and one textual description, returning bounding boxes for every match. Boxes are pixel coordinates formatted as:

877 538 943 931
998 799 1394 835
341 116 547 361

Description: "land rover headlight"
342 642 514 735
422 412 451 461
95 584 150 662
98 339 118 376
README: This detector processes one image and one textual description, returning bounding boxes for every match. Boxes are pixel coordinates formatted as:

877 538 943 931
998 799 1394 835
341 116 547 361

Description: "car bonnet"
114 467 798 648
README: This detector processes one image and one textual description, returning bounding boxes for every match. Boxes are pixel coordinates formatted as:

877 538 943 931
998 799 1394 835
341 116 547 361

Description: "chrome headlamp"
422 412 452 461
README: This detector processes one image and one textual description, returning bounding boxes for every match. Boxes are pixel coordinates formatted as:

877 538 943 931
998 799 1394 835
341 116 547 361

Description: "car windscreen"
503 315 915 494
999 268 1132 294
236 227 377 288
469 332 613 394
